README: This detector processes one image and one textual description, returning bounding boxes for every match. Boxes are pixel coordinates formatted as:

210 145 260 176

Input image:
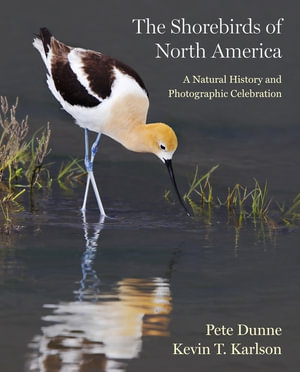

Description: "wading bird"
33 28 189 217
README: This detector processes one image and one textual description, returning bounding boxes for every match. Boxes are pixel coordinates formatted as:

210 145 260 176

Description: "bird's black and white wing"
33 28 149 132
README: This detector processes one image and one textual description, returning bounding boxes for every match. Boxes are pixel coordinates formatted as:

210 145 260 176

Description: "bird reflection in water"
27 214 172 372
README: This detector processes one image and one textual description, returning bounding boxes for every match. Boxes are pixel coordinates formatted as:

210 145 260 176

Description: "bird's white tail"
33 30 52 72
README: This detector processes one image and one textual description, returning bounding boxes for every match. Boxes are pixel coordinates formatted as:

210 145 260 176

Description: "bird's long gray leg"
81 129 91 211
81 129 106 216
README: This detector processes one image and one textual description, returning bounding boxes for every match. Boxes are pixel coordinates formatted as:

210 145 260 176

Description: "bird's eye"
160 144 166 150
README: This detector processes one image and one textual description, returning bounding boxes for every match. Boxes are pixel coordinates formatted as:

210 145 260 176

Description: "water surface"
0 172 299 371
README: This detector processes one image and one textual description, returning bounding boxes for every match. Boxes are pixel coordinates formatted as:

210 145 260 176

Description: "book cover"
0 1 299 371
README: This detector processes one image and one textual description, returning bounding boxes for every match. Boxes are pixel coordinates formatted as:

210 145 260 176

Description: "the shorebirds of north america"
33 28 189 217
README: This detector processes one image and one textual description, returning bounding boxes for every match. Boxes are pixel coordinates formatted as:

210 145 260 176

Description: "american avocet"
33 28 189 216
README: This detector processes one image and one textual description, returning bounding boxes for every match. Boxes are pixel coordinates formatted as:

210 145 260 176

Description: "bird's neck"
118 123 154 153
101 93 150 151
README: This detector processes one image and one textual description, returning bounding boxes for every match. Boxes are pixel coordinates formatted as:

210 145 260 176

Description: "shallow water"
1 164 300 371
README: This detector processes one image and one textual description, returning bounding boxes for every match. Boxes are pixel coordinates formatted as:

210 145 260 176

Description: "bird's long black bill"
164 159 190 216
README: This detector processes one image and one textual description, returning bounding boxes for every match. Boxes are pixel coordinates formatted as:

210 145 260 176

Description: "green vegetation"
57 158 86 191
184 164 219 204
0 97 85 233
277 193 300 226
165 164 300 244
0 97 52 191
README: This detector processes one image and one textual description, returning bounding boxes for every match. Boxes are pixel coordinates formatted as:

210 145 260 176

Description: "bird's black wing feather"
82 52 149 99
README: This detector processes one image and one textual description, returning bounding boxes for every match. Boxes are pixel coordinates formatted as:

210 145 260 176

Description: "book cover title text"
132 18 284 59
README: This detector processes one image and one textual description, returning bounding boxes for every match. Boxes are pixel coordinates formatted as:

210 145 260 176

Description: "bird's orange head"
144 123 190 216
145 123 178 162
